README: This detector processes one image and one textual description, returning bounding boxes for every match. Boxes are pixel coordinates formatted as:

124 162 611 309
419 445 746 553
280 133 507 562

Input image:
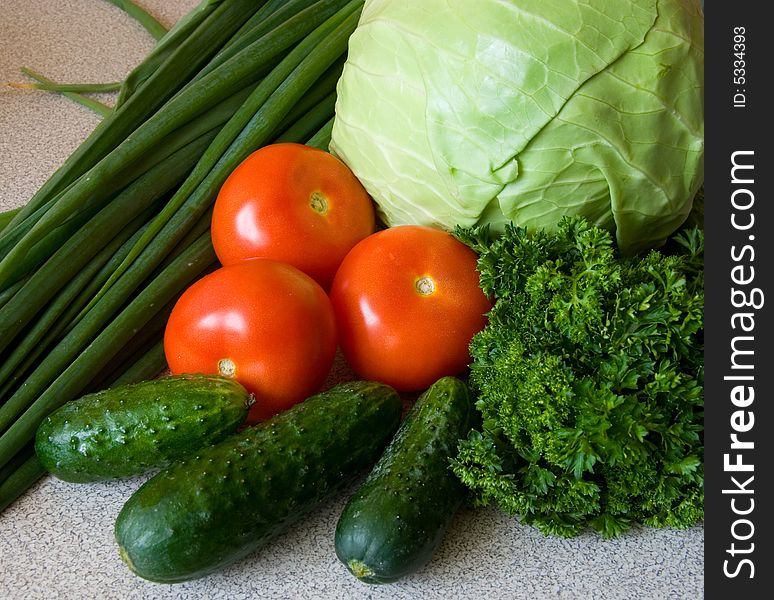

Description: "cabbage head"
330 0 704 254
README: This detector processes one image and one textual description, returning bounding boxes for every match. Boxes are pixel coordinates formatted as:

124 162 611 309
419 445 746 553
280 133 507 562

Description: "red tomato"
164 259 337 423
329 225 492 392
211 142 376 290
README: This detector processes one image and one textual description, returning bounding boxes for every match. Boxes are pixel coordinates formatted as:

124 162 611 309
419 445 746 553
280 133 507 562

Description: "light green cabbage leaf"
330 0 704 254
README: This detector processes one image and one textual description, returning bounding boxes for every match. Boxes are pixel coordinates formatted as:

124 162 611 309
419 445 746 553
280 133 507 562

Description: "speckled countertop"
0 2 703 598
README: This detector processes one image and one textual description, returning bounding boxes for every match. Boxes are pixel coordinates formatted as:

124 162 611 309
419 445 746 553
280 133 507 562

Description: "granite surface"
0 2 703 598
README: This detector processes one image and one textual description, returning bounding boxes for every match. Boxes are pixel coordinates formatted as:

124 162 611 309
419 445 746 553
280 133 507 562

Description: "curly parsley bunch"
453 217 704 537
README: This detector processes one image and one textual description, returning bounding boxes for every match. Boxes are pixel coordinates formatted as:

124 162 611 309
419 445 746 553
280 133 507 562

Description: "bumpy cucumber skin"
35 374 250 482
114 380 402 583
334 376 476 584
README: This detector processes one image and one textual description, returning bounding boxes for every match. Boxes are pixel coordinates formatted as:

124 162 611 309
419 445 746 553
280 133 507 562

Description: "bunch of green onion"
0 0 364 511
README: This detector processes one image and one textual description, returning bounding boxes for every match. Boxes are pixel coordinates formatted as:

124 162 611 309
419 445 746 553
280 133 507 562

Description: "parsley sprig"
453 217 704 537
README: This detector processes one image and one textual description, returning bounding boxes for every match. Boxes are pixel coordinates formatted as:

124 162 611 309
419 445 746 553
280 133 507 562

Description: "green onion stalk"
0 0 364 512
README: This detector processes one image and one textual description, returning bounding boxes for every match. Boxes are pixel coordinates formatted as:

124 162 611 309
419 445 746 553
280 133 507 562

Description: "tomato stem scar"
415 276 436 296
309 191 328 215
218 358 237 377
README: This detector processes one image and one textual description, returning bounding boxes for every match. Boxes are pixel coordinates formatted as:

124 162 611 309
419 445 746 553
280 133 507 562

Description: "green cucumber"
34 374 250 482
335 376 476 584
115 380 402 583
